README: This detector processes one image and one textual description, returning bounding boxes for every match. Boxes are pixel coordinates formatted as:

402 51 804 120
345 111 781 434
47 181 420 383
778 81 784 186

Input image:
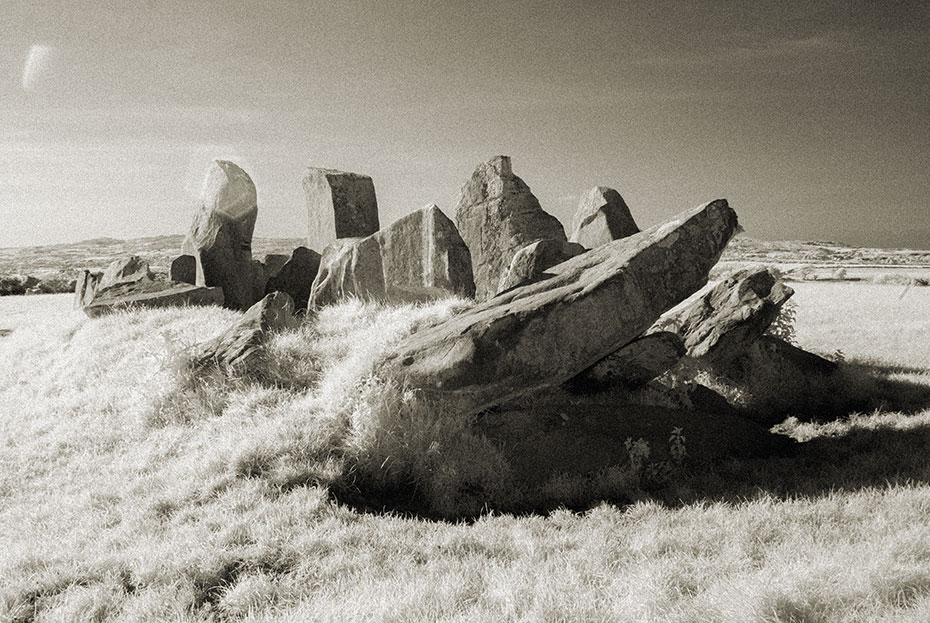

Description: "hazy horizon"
2 1 928 250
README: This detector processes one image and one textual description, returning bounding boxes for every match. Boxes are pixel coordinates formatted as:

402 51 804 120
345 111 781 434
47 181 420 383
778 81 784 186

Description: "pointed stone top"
201 160 257 222
570 185 639 247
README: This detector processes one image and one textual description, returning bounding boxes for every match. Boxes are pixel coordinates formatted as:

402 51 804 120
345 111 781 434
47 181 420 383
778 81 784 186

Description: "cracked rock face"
569 186 639 248
380 199 739 414
454 156 566 301
181 160 258 311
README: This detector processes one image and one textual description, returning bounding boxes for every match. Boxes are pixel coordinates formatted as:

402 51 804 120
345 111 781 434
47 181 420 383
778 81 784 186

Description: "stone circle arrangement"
74 155 839 439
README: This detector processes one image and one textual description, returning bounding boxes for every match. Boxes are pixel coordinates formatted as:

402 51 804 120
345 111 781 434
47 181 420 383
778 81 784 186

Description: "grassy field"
2 282 930 621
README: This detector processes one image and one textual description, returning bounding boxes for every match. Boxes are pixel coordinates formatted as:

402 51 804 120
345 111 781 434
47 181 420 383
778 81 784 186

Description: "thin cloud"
21 44 54 91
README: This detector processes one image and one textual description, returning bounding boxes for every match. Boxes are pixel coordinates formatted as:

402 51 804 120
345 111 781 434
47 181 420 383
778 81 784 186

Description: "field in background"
2 275 930 620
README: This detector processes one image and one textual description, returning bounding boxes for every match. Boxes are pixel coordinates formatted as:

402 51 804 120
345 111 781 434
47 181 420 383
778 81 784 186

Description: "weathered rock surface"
455 156 567 301
181 160 258 311
82 280 224 318
569 187 639 248
304 167 380 251
380 199 739 413
99 256 154 290
74 270 102 308
170 255 197 285
265 247 321 312
497 239 586 294
570 331 685 391
192 292 294 373
654 267 793 367
309 204 475 308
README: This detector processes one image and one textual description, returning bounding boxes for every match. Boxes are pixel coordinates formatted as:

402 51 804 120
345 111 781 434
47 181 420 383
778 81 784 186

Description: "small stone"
170 255 197 285
497 239 586 294
569 187 639 248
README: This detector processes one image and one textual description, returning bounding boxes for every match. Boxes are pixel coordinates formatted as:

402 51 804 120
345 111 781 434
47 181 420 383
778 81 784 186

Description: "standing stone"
181 160 258 311
303 167 380 251
74 270 102 309
265 246 322 312
309 204 475 308
170 255 197 285
249 260 267 309
497 239 586 294
455 156 567 301
569 187 639 248
380 199 739 414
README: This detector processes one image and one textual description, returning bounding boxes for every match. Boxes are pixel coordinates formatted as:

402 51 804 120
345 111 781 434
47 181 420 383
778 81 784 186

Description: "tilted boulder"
455 156 567 301
379 199 739 414
170 255 197 285
304 167 380 251
191 292 294 374
99 255 154 289
569 187 639 248
309 204 475 308
497 239 586 294
82 280 223 318
181 160 258 311
653 267 793 367
569 331 685 391
265 246 322 312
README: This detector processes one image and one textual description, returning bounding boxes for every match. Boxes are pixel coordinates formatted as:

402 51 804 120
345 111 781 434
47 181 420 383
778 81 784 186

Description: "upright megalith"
170 255 197 285
381 199 739 414
265 246 322 312
309 204 475 308
570 187 639 248
454 156 567 301
303 167 380 251
181 160 258 310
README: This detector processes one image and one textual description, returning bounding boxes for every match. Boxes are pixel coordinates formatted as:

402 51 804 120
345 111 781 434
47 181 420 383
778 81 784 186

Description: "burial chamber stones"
304 167 380 252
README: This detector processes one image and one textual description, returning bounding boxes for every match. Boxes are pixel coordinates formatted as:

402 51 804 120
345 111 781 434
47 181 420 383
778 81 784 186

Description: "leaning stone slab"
653 267 793 367
379 199 739 413
569 186 639 248
497 239 586 294
455 156 567 301
181 160 258 311
191 292 294 374
309 204 475 308
265 247 321 312
304 167 380 251
569 331 685 391
83 280 224 318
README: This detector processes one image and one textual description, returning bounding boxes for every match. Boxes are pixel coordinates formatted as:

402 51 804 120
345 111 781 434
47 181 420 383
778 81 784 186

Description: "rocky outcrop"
82 280 223 318
170 255 196 285
497 239 586 294
265 247 321 312
181 160 258 311
309 204 475 308
454 156 567 301
191 292 294 374
569 187 639 248
654 267 793 367
570 331 685 391
304 167 380 251
99 256 153 290
380 199 739 413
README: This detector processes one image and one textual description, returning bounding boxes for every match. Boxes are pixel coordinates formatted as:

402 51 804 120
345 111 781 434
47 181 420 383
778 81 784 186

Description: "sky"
1 0 928 249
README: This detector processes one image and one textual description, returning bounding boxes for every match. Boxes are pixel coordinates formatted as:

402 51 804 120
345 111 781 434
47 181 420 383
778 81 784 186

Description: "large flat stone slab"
83 280 224 318
380 199 739 413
